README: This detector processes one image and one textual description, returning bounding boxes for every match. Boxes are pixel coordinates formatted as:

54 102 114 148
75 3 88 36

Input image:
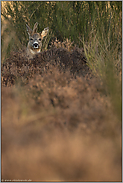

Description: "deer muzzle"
33 41 39 49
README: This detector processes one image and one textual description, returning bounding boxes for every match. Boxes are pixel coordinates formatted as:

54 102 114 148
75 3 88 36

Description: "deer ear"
41 27 49 39
26 24 32 36
33 22 38 33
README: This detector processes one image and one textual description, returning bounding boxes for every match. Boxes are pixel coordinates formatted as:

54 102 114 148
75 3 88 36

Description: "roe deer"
26 22 49 59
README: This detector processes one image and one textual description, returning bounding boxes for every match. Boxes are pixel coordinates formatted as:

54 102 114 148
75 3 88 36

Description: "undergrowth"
1 1 122 181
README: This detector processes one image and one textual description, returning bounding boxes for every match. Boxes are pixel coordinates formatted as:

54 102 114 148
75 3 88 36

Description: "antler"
33 22 38 33
26 24 33 35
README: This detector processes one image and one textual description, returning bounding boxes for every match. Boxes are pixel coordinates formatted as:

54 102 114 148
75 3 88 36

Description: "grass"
82 31 121 121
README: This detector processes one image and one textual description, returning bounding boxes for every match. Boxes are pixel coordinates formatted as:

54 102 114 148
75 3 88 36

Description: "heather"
1 1 121 181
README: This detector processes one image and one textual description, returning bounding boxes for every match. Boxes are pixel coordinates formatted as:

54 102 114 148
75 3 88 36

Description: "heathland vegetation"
1 1 122 181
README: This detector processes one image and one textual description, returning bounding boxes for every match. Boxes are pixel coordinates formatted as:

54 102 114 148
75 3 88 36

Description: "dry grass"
1 41 121 181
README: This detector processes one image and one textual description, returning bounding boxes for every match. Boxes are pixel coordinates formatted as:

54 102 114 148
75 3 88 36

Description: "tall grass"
82 2 122 120
2 2 121 56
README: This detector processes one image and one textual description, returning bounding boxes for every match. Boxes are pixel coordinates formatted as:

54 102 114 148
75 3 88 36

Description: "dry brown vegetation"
1 41 121 181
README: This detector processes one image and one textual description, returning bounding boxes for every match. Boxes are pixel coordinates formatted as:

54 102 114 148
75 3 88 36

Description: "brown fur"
26 22 49 59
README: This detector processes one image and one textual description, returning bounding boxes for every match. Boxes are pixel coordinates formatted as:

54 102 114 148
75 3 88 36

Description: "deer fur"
26 22 49 59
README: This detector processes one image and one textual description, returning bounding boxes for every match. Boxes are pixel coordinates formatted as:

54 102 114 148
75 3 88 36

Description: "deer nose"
33 42 39 48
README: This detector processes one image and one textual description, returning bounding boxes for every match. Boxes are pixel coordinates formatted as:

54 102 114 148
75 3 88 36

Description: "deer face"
26 22 49 55
28 33 42 54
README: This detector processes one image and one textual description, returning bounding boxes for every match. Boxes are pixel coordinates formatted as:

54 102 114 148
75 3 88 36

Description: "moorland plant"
1 1 122 181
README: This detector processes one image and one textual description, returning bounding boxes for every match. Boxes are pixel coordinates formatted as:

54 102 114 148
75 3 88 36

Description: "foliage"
2 2 121 50
2 43 121 180
1 1 122 119
1 2 122 180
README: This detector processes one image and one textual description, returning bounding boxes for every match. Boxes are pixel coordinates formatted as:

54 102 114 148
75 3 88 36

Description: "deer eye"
39 38 41 41
30 38 33 41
